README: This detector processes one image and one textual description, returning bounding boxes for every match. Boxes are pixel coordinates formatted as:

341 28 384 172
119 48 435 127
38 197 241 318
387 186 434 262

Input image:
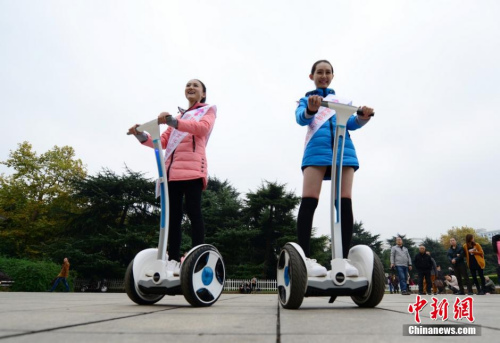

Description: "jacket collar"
305 88 336 97
178 102 207 115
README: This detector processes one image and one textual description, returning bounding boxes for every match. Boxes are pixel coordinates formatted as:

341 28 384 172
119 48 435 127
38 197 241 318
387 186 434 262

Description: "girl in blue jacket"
296 60 374 277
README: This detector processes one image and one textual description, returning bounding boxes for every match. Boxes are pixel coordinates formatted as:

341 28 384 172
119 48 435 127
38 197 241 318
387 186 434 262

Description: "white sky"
1 0 499 243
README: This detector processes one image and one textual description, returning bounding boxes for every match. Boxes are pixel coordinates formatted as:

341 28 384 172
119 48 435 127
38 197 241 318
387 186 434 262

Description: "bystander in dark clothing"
434 266 446 294
391 274 400 293
414 246 433 295
447 238 473 294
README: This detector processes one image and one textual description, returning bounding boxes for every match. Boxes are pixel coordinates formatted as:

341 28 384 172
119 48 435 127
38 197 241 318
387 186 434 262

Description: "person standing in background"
448 238 473 295
463 234 486 295
390 237 412 295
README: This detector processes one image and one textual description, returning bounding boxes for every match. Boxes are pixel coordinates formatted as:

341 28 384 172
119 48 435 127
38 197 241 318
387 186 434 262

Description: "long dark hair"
465 234 475 248
311 60 334 74
195 79 207 103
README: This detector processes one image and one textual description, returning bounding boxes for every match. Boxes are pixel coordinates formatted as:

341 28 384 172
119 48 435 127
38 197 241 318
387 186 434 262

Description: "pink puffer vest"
142 103 216 189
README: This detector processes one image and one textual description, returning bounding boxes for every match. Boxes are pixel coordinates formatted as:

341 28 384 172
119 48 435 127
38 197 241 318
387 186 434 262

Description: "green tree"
0 141 86 258
43 168 160 278
199 176 243 238
350 221 383 259
440 226 489 249
243 181 300 279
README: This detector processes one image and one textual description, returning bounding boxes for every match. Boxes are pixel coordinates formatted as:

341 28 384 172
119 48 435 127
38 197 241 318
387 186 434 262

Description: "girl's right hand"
127 124 141 135
307 95 322 113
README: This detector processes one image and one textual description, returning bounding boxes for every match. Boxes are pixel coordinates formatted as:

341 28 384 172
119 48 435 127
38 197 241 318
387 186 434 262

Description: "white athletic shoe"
166 260 181 276
344 260 359 277
305 258 327 277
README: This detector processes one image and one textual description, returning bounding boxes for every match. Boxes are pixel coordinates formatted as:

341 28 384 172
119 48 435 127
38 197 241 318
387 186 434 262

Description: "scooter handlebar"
320 101 375 117
126 118 160 135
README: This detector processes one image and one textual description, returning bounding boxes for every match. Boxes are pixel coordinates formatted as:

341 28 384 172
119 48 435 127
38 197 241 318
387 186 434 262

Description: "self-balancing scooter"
277 100 385 309
125 118 225 307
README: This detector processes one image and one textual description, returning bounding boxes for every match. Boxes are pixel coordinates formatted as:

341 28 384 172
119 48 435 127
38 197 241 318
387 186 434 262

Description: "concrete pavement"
0 292 498 342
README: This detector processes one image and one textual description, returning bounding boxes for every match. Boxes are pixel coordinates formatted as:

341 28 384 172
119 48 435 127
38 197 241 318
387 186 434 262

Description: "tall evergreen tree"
350 221 383 260
243 181 300 279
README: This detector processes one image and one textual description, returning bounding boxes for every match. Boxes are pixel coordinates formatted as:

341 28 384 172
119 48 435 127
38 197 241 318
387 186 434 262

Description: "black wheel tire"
351 251 385 308
277 244 307 309
181 245 225 307
124 259 164 305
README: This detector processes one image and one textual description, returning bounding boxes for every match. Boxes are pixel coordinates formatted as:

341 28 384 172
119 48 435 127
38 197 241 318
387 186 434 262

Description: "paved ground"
0 292 498 342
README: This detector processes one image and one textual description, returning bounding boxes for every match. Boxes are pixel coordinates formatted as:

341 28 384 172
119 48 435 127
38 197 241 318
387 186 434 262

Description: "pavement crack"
0 306 182 340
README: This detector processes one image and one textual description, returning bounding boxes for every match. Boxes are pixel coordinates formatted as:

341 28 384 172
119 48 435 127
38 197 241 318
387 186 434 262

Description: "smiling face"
309 62 333 88
185 79 206 104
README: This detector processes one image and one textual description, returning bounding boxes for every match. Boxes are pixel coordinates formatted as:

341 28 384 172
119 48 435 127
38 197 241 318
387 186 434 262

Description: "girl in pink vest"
128 79 216 274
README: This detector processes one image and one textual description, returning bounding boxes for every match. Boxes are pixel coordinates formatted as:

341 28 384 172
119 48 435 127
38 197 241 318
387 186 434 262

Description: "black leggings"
167 178 205 261
469 255 486 291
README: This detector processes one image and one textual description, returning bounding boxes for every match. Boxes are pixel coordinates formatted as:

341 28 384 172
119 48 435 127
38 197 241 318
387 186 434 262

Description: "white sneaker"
344 260 359 277
305 258 327 277
166 260 181 276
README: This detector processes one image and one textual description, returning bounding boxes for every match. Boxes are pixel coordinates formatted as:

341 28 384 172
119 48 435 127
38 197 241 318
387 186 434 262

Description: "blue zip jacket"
296 88 364 178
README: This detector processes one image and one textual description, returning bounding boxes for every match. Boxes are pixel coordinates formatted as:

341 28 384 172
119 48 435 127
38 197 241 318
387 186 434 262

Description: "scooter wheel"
124 259 164 305
351 251 385 308
277 244 307 309
181 245 225 307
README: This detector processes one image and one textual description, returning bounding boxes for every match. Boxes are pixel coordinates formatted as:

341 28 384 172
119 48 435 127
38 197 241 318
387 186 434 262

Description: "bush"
0 256 76 292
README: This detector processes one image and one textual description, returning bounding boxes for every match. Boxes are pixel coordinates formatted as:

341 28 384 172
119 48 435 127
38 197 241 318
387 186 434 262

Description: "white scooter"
125 118 225 307
277 100 385 309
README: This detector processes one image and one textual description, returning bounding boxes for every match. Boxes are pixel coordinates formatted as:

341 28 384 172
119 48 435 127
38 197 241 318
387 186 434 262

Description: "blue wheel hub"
202 267 214 285
284 266 290 286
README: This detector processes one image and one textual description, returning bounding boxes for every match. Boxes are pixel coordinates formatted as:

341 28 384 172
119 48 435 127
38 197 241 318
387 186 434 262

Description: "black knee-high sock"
341 198 353 259
297 197 318 257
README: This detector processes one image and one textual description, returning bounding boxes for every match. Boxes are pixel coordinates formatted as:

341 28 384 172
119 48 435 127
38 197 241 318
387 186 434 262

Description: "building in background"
476 228 500 241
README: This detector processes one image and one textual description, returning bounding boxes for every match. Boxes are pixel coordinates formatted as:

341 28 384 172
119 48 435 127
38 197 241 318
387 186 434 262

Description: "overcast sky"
1 0 499 244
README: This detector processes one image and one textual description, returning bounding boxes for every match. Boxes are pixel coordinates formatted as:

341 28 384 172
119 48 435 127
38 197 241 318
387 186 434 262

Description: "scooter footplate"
138 279 182 295
305 279 369 297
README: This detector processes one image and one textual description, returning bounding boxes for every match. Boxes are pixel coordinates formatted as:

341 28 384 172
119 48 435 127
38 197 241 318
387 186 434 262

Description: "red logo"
408 295 428 323
408 296 475 324
430 297 449 321
453 296 475 322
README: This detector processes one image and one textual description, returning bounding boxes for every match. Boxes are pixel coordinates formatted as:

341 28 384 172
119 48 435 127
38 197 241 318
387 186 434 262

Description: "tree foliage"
440 226 489 249
0 142 86 258
10 142 497 282
42 168 160 278
351 221 383 259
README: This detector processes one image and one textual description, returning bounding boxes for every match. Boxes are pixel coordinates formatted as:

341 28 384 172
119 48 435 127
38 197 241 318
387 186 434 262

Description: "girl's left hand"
158 112 171 124
359 106 374 119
